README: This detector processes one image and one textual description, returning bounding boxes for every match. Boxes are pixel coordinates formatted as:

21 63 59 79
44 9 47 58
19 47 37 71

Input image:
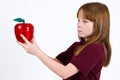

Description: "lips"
78 30 82 33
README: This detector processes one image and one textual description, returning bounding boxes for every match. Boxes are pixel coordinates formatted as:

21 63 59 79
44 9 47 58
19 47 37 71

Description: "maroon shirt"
56 41 105 80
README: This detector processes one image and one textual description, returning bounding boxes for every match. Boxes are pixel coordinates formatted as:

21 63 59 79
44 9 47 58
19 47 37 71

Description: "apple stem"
23 19 25 23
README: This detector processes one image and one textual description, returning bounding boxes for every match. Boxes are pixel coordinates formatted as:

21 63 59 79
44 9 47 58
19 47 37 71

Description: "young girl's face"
77 9 94 39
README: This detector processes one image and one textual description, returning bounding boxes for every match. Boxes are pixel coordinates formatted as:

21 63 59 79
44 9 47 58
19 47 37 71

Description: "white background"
0 0 119 80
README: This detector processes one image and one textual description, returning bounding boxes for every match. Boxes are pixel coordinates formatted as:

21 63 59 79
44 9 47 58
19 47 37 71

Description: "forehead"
77 9 84 19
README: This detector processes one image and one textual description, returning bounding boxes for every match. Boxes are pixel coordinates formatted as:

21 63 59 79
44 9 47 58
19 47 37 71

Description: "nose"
77 22 82 28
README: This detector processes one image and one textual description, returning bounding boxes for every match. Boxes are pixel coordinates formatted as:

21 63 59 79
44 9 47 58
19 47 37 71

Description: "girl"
17 2 111 80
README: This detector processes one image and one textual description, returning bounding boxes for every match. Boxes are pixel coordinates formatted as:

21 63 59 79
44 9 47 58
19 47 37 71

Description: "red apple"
14 18 34 43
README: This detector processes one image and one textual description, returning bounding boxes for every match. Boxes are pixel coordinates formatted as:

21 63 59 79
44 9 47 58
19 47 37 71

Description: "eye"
77 19 80 22
83 20 88 23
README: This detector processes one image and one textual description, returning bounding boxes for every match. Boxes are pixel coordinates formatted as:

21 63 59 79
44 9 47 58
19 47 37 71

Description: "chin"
78 34 85 38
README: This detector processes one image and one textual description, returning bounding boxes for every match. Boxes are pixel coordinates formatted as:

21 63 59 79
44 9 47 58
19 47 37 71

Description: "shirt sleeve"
56 42 78 65
70 43 104 76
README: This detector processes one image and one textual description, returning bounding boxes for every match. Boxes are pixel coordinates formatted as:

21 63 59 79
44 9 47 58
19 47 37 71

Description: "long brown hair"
75 2 111 67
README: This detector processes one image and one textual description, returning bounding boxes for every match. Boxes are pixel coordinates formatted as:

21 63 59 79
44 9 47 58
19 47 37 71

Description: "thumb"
31 36 37 44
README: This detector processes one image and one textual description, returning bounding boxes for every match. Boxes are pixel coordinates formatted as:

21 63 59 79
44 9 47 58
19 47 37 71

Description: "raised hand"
17 34 40 56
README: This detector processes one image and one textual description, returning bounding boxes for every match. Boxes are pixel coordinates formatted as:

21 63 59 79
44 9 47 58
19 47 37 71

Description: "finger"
16 41 27 47
20 34 30 44
17 40 30 50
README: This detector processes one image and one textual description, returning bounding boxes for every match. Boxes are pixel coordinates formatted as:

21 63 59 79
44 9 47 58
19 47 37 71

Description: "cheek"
86 25 93 35
89 27 93 34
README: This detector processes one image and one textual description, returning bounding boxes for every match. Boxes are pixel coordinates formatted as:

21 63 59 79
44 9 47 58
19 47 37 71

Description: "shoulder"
83 42 105 56
86 42 104 51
